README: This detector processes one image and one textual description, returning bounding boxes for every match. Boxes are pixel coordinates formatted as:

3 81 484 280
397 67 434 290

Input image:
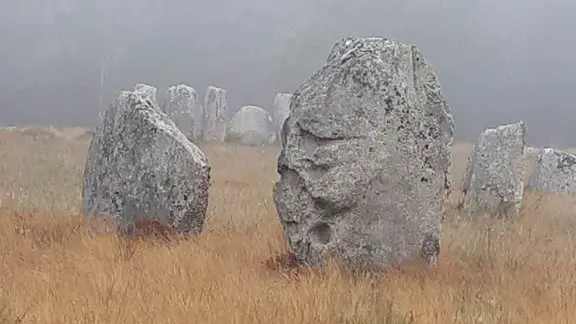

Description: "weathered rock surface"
133 83 159 109
82 90 211 235
162 84 201 139
272 93 293 143
203 86 228 142
227 105 275 146
528 147 576 194
461 121 526 218
273 37 454 268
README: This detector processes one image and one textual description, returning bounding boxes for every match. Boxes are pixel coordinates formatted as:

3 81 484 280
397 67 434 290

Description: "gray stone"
227 105 275 146
461 121 526 218
273 37 454 268
82 89 211 235
133 83 159 109
162 84 202 139
203 86 228 142
528 147 576 194
272 93 293 143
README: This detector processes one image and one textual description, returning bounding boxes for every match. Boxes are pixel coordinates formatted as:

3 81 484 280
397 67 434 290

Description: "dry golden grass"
0 129 576 323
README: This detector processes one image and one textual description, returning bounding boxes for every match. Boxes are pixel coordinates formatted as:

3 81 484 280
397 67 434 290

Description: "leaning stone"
82 90 211 235
162 84 202 139
461 121 526 218
528 147 576 194
273 37 454 269
203 86 228 142
227 105 275 146
272 93 293 143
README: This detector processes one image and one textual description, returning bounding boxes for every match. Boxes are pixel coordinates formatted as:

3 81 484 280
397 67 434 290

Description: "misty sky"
0 0 574 146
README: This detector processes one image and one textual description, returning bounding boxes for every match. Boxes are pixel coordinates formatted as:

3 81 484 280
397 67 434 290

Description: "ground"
0 127 575 324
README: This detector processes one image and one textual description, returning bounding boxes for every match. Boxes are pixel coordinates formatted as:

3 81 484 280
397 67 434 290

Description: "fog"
0 0 574 146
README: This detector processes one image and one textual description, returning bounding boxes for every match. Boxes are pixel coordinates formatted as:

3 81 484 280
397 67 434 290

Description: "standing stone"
133 83 159 109
227 105 275 146
162 84 201 139
272 93 293 143
461 121 526 218
82 89 211 235
528 147 576 194
203 86 228 142
273 37 454 268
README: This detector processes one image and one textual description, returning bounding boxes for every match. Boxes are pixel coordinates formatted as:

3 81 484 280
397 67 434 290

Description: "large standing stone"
82 89 211 235
133 83 159 109
528 147 576 194
273 37 454 268
226 105 275 146
461 121 526 218
272 93 293 143
203 86 228 142
162 84 201 139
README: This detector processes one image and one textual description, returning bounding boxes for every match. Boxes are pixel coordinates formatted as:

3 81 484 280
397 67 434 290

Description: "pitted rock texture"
272 93 293 143
528 147 576 194
203 86 228 142
273 37 454 268
82 90 211 235
227 105 275 146
133 83 159 109
162 84 201 139
461 121 526 218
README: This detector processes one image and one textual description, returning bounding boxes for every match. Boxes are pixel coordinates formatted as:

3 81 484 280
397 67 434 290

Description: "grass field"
0 127 575 323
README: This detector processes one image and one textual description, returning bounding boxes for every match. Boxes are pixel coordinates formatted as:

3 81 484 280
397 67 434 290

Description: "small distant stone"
461 121 526 218
162 84 202 140
525 146 540 156
82 89 211 235
203 86 228 142
227 105 275 146
272 93 293 143
528 147 576 194
133 83 159 109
